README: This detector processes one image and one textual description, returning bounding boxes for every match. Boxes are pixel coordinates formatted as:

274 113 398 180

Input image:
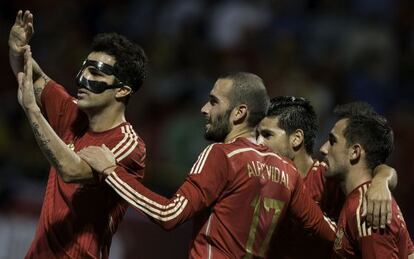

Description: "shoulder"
106 123 146 164
342 185 370 238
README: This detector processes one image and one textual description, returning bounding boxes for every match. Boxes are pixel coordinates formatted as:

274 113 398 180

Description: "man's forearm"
11 51 48 108
9 50 23 77
25 107 94 183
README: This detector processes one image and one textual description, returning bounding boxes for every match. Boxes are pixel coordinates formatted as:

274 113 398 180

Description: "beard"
204 109 232 142
324 163 347 181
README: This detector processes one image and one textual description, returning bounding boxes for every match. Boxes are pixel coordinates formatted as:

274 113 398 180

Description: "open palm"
9 10 34 54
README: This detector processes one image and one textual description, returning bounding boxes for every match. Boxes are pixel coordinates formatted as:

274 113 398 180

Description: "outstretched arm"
18 47 94 183
9 10 49 108
78 144 228 230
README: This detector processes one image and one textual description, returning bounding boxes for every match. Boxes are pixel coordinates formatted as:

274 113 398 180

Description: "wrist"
102 165 117 176
371 176 387 186
9 48 24 56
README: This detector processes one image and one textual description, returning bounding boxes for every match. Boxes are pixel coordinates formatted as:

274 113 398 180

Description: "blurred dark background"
0 0 413 258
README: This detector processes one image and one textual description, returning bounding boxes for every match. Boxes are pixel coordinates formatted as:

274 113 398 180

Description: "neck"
292 149 315 178
344 166 372 195
224 125 254 143
86 104 126 132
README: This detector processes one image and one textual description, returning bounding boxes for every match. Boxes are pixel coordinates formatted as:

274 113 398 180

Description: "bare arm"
363 164 397 229
18 47 93 183
9 10 49 108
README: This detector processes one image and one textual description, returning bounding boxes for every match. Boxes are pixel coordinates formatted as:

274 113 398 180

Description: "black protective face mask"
75 59 124 94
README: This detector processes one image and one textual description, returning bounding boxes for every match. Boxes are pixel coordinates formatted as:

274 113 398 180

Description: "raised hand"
17 46 38 111
9 10 34 54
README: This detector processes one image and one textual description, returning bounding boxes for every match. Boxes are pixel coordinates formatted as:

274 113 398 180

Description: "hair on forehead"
267 96 318 155
334 101 393 169
219 72 269 128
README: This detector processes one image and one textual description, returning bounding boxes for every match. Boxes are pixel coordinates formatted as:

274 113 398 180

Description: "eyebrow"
209 94 219 102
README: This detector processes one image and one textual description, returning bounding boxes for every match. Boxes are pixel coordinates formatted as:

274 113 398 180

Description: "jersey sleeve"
289 175 337 242
100 126 146 184
104 144 229 230
41 80 87 137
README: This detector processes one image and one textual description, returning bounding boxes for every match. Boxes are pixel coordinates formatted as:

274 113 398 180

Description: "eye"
260 130 273 139
209 98 218 105
328 135 336 145
88 67 104 77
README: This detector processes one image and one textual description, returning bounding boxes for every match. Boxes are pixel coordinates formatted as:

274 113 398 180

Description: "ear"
232 104 248 124
349 144 362 165
290 129 304 150
115 85 132 98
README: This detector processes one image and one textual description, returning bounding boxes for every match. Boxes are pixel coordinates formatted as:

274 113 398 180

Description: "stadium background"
0 0 413 258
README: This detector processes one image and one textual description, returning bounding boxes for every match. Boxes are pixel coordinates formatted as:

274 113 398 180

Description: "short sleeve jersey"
25 81 146 259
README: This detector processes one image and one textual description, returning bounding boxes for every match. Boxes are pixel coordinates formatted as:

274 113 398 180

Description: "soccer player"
320 102 414 258
257 97 403 258
78 72 336 258
10 11 147 258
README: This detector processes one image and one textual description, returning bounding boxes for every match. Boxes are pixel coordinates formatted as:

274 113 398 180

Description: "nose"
201 102 209 115
319 141 329 156
256 134 264 145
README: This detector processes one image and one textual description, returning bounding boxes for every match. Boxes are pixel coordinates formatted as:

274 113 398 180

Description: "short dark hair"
220 72 269 127
334 102 394 169
267 96 318 154
334 101 381 120
91 32 147 92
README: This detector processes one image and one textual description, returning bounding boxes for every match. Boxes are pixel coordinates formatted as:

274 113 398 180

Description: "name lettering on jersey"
247 161 289 188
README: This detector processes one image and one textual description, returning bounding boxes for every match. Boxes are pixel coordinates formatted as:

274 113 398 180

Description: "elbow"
58 163 92 183
61 173 81 183
59 169 81 183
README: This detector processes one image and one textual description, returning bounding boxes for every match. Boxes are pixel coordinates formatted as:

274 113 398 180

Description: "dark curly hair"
267 96 318 155
91 32 147 93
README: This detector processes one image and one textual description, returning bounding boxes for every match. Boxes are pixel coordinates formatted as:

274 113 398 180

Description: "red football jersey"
334 182 413 259
105 137 335 258
267 161 343 258
26 81 146 259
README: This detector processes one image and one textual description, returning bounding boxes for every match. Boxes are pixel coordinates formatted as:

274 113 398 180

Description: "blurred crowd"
0 0 413 258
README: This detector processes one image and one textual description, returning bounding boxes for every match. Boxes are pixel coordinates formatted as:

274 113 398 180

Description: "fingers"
372 202 380 229
386 200 392 225
22 10 31 25
379 200 388 229
101 144 112 153
27 22 34 37
366 198 374 227
16 10 23 25
25 12 34 37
